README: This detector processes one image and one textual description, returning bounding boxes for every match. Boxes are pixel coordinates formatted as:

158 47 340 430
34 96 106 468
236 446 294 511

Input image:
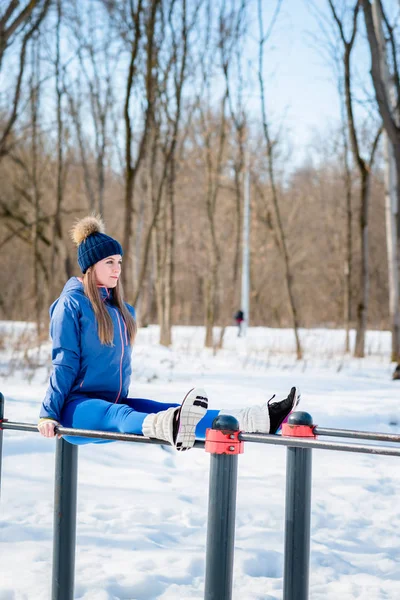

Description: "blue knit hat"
71 215 123 274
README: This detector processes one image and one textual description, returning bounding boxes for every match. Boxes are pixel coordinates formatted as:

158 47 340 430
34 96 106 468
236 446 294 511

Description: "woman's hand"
38 420 60 438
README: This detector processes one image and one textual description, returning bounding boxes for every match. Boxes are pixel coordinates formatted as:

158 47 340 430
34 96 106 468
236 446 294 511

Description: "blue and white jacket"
39 277 135 421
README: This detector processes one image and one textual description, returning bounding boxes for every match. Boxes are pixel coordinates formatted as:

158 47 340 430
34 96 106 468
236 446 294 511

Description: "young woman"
38 215 300 450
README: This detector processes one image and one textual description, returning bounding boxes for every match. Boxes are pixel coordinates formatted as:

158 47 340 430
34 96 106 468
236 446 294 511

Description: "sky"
266 1 341 140
1 322 400 599
244 0 374 163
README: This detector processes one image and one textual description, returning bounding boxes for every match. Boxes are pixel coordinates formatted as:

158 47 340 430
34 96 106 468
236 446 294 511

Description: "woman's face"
94 254 122 288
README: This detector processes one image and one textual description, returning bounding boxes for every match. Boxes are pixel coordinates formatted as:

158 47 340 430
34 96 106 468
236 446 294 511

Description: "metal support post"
282 411 315 600
204 415 244 600
52 437 78 600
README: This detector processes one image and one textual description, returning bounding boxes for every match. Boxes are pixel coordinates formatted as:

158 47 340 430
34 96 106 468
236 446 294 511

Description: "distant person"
393 364 400 380
38 215 300 448
234 309 245 337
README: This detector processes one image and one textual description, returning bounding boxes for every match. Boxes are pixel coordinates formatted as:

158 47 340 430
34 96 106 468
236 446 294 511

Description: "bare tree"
29 33 46 336
257 0 303 359
342 102 353 353
328 0 382 357
50 0 72 298
361 0 400 366
151 0 201 346
309 0 357 351
0 0 46 68
0 0 51 160
374 1 400 365
196 0 232 349
121 0 160 301
220 0 247 347
0 0 395 354
65 81 97 211
68 1 116 214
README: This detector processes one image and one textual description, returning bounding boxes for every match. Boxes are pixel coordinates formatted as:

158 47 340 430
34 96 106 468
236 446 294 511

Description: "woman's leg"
194 410 220 439
60 387 300 446
61 397 152 445
61 395 201 446
122 397 179 413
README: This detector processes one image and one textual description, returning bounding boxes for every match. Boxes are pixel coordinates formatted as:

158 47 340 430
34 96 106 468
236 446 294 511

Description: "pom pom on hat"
70 214 105 246
71 214 123 274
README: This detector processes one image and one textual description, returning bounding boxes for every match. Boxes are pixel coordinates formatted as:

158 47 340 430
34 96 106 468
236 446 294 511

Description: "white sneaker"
142 388 208 451
174 388 208 451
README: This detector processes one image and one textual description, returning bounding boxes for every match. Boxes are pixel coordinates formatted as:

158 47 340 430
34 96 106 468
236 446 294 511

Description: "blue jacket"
40 277 135 421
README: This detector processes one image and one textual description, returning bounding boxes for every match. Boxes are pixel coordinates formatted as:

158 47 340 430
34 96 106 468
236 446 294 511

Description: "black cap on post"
287 411 313 427
211 414 239 432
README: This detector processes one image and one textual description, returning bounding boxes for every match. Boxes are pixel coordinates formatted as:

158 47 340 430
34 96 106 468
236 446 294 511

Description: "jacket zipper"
99 286 110 303
114 308 124 403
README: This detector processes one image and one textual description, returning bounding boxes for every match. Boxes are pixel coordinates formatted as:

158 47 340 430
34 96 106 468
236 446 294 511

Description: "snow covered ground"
1 323 400 599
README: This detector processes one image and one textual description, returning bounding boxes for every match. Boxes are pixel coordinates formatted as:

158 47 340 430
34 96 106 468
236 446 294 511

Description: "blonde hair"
83 267 137 346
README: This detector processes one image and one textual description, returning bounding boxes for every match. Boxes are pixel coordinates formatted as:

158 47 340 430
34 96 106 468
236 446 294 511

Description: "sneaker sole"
276 388 301 434
175 388 208 451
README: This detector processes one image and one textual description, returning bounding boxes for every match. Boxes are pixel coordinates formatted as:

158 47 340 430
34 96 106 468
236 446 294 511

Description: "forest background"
1 0 399 362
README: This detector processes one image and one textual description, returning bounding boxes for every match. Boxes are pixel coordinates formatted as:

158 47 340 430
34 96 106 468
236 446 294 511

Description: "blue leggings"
61 397 220 445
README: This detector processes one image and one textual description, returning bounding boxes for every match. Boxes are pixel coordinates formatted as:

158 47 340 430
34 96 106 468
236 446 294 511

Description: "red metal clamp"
282 423 317 438
205 428 244 455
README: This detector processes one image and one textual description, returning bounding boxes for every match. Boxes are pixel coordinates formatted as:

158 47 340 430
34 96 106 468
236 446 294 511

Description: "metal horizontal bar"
3 422 41 433
4 420 400 456
1 421 205 449
238 432 400 457
314 426 400 443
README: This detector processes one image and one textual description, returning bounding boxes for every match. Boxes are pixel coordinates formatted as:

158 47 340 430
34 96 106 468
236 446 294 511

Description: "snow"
1 324 400 599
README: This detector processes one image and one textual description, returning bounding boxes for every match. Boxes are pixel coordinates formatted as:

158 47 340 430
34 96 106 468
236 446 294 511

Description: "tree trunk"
354 174 370 357
30 35 44 339
121 0 146 300
203 106 225 349
343 134 353 353
361 1 400 278
259 108 302 360
370 0 400 362
204 254 218 348
334 7 372 359
51 0 71 299
159 158 176 347
66 86 95 211
258 0 302 359
338 81 353 353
